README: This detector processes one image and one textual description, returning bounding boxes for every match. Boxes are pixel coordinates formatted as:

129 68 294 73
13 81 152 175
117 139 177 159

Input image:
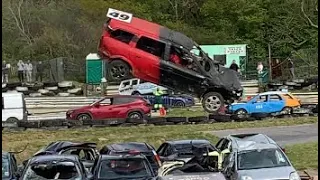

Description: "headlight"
241 176 253 180
289 172 301 180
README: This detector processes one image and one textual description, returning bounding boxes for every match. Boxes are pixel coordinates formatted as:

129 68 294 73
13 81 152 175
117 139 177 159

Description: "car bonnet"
161 172 226 180
238 166 296 180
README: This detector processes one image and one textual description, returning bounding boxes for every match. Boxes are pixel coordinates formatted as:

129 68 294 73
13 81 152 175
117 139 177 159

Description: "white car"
2 92 28 125
118 78 167 95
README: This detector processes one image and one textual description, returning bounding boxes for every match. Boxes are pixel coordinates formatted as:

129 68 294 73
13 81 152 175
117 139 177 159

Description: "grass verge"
2 117 317 163
285 142 318 170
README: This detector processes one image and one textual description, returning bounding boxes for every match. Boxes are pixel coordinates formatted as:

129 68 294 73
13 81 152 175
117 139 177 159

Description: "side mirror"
93 103 100 108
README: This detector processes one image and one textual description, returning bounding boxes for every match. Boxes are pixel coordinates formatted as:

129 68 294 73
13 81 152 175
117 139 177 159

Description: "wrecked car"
91 154 158 180
2 151 18 180
157 139 218 163
28 141 99 171
158 144 227 180
20 155 93 180
98 8 243 113
99 142 161 175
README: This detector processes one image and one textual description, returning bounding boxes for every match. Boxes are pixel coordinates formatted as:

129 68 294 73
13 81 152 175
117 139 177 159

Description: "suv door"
130 36 166 84
159 45 206 94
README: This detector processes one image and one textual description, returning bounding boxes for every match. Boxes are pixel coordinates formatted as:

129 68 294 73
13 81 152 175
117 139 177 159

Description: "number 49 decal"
107 8 133 23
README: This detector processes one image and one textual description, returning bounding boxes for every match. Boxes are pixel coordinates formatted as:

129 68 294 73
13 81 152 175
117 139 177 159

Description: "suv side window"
113 97 137 105
110 29 134 44
136 36 165 58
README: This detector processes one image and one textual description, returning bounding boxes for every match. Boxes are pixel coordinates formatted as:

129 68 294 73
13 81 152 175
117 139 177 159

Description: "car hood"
238 166 295 180
162 172 226 180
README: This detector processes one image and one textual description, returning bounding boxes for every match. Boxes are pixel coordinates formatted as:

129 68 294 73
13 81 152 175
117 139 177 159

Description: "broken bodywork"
98 8 243 113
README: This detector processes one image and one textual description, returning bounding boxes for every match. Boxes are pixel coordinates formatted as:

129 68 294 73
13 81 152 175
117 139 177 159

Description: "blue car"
228 91 287 117
143 94 195 108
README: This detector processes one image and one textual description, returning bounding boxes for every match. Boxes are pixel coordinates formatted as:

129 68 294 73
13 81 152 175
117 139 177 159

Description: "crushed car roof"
237 141 279 152
29 154 79 163
109 17 195 51
105 142 154 152
33 141 97 156
162 172 227 180
228 133 277 148
166 139 211 145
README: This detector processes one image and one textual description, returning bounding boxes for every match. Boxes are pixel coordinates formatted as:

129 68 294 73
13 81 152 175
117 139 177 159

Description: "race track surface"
211 123 318 146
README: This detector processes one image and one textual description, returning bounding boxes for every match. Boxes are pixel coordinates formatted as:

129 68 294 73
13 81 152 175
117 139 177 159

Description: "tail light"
152 150 162 166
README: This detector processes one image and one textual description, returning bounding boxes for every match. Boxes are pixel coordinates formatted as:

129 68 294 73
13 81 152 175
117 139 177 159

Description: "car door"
130 36 166 84
248 95 270 113
90 98 120 119
159 44 206 94
268 94 285 113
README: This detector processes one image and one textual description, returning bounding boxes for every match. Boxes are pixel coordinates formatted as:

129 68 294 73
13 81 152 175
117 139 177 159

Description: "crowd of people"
2 60 45 84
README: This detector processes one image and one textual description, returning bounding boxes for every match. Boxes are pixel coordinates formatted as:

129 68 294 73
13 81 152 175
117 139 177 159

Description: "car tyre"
108 60 132 81
281 107 293 114
76 113 92 121
174 100 185 108
202 92 224 114
127 111 143 120
234 109 248 120
7 117 19 123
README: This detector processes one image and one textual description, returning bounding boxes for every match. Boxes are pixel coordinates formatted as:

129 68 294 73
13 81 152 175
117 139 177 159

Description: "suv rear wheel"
202 92 224 114
108 60 131 81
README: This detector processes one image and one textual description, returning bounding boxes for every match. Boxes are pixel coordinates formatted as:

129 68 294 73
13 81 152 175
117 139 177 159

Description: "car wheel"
235 109 248 120
128 111 143 119
108 60 131 81
132 91 141 96
7 117 19 123
281 107 293 114
76 114 92 121
174 100 185 107
202 92 224 114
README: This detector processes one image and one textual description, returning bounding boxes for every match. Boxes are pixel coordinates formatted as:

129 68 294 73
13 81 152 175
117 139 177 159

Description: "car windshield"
2 156 10 178
237 148 290 170
22 161 82 180
98 158 153 179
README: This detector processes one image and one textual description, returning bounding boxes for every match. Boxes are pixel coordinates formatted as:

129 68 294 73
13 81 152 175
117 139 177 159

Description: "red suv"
98 9 243 114
66 95 151 120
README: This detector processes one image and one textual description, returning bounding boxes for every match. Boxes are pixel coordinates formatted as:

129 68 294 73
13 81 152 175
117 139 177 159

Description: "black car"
19 155 93 180
100 142 161 175
91 154 158 180
157 139 218 162
29 141 99 170
2 151 18 180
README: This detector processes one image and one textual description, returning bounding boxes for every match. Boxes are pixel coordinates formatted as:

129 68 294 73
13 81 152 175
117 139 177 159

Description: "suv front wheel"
202 92 224 114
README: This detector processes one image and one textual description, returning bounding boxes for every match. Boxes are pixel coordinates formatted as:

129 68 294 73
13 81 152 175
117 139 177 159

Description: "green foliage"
2 0 318 81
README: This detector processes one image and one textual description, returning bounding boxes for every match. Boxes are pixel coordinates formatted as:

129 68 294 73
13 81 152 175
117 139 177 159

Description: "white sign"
107 8 133 23
225 47 245 54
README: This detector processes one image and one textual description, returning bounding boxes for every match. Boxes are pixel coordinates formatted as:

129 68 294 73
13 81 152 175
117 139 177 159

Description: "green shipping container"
86 53 105 85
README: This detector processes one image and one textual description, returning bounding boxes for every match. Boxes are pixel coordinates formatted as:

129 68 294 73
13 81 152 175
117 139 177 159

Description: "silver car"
222 142 300 180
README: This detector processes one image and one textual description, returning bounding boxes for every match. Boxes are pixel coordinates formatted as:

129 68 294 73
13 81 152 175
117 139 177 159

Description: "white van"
2 92 28 124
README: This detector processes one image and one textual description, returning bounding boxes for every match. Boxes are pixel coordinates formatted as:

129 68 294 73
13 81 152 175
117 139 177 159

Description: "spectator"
26 60 33 83
257 62 263 74
288 58 295 80
229 60 240 72
2 61 9 83
17 60 25 82
36 61 44 82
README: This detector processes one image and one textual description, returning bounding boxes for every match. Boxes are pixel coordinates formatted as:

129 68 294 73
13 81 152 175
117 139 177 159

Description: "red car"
98 9 243 114
66 95 152 120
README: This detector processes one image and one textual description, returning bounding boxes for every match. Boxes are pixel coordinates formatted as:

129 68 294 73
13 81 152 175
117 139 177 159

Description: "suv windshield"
98 158 153 179
237 148 290 170
22 161 82 180
2 156 10 178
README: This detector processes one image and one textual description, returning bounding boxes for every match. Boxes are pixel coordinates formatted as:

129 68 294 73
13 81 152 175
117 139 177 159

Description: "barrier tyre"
251 113 269 120
188 116 208 123
166 117 187 124
210 114 231 122
148 117 166 124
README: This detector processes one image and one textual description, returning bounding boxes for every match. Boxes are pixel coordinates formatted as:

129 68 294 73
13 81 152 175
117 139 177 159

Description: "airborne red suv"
66 95 151 120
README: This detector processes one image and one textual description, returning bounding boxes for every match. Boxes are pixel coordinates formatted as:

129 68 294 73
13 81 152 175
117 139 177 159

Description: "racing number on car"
107 8 133 23
256 105 263 109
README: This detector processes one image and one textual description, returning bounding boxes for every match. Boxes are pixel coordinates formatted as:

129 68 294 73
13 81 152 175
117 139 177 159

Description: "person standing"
153 87 164 111
17 60 25 82
288 58 295 80
2 61 9 83
229 60 240 72
36 61 44 82
26 60 33 83
257 62 264 74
